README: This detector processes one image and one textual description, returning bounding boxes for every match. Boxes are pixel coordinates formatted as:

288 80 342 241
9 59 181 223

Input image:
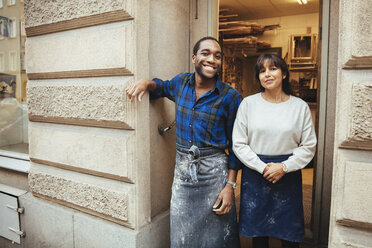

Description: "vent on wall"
0 184 26 244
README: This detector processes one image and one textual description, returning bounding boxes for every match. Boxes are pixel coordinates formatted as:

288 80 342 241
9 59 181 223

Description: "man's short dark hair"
193 36 221 55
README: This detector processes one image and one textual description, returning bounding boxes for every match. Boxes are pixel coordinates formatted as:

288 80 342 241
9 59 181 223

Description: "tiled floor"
235 168 314 248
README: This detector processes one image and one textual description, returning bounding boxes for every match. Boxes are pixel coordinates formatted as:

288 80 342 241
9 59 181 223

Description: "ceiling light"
297 0 308 4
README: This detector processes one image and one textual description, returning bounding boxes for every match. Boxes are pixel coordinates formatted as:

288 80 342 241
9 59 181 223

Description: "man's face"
192 39 222 79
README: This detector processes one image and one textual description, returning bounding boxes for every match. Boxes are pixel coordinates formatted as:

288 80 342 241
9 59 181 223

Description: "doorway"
217 0 323 247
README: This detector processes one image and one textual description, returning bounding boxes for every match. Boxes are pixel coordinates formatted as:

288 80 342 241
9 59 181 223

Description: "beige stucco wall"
16 0 200 247
148 0 189 217
24 0 150 229
328 0 372 247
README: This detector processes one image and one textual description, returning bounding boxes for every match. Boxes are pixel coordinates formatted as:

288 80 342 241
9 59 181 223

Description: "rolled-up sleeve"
150 73 186 101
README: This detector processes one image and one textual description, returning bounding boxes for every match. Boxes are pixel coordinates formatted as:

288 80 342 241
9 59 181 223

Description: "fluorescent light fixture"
297 0 308 4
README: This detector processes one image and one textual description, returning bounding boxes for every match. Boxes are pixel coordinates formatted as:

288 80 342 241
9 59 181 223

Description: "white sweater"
232 93 317 174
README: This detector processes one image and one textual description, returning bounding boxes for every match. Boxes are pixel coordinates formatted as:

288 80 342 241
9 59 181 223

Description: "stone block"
26 21 134 75
350 83 372 141
24 0 133 28
73 210 170 248
28 163 135 227
19 193 75 248
74 212 136 248
27 77 136 130
337 72 372 150
28 122 135 181
341 0 372 68
337 161 372 225
330 224 372 248
137 210 170 248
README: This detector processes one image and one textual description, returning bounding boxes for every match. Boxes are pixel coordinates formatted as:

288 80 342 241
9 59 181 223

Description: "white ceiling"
219 0 319 20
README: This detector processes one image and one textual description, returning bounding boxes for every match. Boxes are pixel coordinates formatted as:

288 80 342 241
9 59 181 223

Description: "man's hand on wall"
125 79 156 102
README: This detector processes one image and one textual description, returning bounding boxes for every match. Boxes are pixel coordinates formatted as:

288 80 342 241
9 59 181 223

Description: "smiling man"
126 37 241 248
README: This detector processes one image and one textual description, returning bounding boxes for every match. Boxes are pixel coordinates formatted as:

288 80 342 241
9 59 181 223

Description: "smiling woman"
232 54 317 248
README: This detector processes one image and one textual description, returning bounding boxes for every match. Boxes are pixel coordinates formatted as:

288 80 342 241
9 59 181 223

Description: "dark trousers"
252 237 300 248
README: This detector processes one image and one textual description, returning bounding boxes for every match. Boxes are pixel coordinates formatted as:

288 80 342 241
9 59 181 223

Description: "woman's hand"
263 162 286 183
212 184 234 215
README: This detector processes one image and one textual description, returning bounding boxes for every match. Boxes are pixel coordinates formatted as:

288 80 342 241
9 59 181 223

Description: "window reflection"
0 0 28 157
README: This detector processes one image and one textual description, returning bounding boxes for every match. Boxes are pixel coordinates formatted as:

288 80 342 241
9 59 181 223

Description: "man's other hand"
212 184 234 215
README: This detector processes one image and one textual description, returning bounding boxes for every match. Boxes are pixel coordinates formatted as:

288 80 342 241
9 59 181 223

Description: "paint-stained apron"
239 154 305 242
170 145 240 248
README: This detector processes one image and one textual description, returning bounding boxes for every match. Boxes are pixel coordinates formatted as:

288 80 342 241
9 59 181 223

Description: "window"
9 51 17 71
1 0 29 173
0 17 7 39
9 18 16 38
0 53 4 71
7 0 15 6
0 0 3 8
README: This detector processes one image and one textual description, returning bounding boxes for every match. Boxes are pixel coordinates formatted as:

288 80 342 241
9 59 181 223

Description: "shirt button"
189 124 192 127
189 140 192 143
192 108 195 111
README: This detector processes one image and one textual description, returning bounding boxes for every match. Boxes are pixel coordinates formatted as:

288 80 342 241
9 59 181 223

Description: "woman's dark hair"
193 36 221 55
255 54 293 95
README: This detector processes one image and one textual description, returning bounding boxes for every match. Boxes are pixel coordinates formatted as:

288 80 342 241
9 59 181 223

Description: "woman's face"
258 60 286 92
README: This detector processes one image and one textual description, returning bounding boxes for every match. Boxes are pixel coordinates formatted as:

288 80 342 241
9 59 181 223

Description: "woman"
232 54 317 248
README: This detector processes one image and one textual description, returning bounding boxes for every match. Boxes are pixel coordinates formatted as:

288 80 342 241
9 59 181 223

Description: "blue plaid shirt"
150 73 242 170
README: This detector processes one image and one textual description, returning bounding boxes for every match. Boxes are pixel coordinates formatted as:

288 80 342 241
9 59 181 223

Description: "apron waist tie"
187 145 200 184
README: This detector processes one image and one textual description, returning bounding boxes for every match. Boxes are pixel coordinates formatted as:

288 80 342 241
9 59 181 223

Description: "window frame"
9 17 17 38
0 52 4 71
7 0 15 7
8 50 17 71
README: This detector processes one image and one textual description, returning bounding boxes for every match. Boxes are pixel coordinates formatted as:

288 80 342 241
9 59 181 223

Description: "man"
126 37 241 247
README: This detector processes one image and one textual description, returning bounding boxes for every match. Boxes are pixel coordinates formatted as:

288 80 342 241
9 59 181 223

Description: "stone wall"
21 0 193 246
328 0 372 247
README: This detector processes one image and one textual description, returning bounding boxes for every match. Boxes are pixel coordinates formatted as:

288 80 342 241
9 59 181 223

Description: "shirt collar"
189 72 223 94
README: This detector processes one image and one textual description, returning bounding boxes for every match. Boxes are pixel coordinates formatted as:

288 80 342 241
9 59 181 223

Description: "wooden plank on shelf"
223 36 257 45
219 8 233 13
219 14 238 19
219 26 264 36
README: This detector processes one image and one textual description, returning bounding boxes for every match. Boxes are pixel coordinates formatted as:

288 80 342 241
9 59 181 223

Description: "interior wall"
243 13 319 59
226 13 319 104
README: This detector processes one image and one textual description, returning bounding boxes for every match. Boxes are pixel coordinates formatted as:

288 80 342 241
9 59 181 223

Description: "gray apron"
170 145 240 248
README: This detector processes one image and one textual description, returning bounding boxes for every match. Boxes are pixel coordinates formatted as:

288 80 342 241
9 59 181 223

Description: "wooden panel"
26 10 133 37
27 68 133 80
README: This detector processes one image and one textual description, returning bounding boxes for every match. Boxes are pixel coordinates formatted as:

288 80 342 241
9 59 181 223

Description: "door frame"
212 0 333 246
